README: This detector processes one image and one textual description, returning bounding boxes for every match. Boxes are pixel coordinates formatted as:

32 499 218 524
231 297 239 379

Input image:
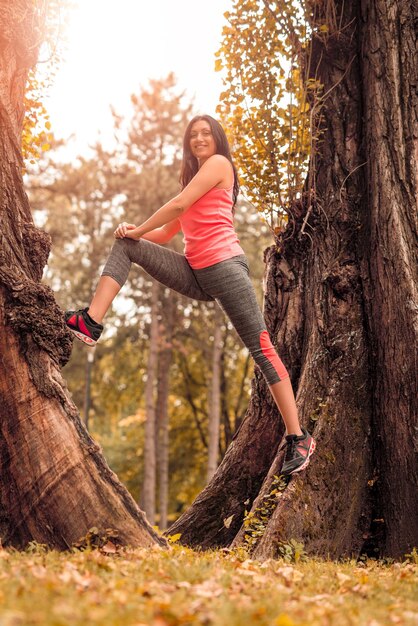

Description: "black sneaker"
65 308 103 346
280 428 316 475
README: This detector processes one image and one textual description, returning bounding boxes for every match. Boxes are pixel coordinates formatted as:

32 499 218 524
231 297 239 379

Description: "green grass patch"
0 544 417 625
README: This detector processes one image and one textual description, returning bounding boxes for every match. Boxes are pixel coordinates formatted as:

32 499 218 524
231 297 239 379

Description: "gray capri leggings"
102 238 289 385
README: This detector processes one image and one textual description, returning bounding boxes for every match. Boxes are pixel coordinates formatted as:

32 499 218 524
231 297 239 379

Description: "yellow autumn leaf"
275 614 296 626
214 58 223 72
223 515 234 528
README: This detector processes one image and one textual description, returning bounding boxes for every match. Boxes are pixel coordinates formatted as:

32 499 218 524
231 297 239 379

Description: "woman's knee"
111 237 132 255
101 238 134 286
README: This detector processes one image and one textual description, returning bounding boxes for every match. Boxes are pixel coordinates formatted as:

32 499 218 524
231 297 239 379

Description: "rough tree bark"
358 0 418 557
167 376 284 548
167 0 418 559
0 1 165 550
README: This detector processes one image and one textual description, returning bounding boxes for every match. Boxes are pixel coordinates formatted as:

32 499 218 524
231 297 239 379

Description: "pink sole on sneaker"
69 328 97 346
290 438 316 474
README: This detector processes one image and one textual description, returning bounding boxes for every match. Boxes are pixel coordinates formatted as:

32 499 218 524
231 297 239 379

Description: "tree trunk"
167 0 418 559
156 295 175 532
358 0 418 557
220 345 231 455
166 373 283 548
156 349 171 531
207 308 222 482
0 1 164 550
142 279 159 524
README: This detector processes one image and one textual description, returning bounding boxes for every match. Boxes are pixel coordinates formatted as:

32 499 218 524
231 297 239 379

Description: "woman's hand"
114 222 139 239
124 226 142 240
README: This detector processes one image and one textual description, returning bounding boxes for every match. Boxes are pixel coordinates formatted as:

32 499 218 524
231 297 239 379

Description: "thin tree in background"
156 296 176 530
143 280 159 523
207 307 223 482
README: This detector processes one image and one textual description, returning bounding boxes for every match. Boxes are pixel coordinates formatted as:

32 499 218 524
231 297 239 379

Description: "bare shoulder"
202 154 232 170
201 154 234 187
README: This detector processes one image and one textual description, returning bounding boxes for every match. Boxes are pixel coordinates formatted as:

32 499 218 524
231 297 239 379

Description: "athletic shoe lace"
280 437 297 462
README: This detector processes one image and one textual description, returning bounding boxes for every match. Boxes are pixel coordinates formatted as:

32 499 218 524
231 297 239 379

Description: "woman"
65 114 315 475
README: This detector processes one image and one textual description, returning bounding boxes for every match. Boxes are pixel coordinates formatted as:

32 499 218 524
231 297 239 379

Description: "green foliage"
89 335 148 501
405 547 418 565
243 474 289 551
216 0 325 233
123 72 193 170
277 538 308 563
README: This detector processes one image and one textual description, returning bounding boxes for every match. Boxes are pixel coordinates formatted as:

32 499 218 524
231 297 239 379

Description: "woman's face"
189 120 217 165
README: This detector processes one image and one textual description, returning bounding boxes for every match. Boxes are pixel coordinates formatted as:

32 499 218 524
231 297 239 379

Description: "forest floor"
0 543 417 626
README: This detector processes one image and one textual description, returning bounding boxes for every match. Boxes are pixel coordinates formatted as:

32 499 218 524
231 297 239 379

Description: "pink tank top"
179 184 244 269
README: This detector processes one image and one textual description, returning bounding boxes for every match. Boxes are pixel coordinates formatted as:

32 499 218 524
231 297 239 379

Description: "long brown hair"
180 115 240 208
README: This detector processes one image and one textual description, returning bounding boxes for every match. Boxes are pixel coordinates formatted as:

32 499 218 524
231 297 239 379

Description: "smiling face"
189 119 217 165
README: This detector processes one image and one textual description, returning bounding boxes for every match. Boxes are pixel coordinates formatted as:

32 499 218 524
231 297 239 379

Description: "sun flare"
45 0 229 156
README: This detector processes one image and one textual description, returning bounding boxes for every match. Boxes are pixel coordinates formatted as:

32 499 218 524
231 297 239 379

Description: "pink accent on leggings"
259 330 290 382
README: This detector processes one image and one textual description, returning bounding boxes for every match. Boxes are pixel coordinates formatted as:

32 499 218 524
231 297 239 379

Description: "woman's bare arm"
141 218 182 244
115 155 232 240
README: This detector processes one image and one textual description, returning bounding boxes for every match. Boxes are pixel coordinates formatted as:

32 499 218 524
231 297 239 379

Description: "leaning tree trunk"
0 1 165 550
166 372 284 548
167 0 418 559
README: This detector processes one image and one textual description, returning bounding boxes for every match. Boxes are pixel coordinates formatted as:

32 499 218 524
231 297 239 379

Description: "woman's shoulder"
201 154 234 183
206 153 231 166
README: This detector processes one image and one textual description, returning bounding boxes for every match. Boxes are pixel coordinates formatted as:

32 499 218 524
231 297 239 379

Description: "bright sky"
42 0 231 157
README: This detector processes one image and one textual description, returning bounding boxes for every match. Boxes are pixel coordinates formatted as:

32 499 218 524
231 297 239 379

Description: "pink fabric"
259 330 290 381
179 185 244 269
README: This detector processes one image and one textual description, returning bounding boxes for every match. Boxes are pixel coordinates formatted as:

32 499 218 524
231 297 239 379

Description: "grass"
0 543 417 626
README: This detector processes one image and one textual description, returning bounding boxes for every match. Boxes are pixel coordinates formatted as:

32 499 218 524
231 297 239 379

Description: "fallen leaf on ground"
276 566 304 583
193 580 224 598
101 541 117 554
299 594 332 603
176 581 192 589
336 572 351 584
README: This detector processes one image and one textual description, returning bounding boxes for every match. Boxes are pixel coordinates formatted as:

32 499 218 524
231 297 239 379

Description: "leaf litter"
0 543 416 625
